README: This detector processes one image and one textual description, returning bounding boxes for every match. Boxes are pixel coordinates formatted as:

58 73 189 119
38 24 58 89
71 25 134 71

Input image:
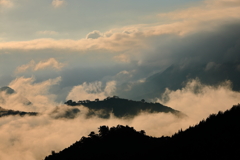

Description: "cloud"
86 30 104 39
34 58 65 71
157 79 240 122
0 0 13 8
6 76 61 112
66 81 116 101
159 0 240 22
204 62 220 71
52 0 64 8
15 58 65 73
0 0 238 54
15 60 36 73
36 31 59 36
113 54 130 63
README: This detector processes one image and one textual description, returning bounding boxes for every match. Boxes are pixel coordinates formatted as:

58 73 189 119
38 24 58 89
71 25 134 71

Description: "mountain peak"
0 86 15 95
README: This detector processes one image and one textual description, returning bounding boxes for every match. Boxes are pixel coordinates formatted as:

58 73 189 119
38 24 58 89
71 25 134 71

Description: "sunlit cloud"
34 58 65 71
15 60 36 73
8 76 61 112
157 79 240 122
159 0 240 22
0 0 13 8
15 58 65 74
1 0 240 53
52 0 65 8
66 81 116 101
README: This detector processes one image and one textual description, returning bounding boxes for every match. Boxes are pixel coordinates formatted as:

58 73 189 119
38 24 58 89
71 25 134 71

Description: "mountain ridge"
44 104 240 160
64 96 183 118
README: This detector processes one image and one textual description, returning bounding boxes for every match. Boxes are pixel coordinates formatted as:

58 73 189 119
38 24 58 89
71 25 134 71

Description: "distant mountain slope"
0 86 15 94
65 96 181 118
0 86 32 105
118 62 240 100
44 104 240 160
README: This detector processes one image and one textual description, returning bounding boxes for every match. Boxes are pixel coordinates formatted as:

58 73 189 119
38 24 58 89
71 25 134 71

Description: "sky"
1 0 240 102
1 0 240 159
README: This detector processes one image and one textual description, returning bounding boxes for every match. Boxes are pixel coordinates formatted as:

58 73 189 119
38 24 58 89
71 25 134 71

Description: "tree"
140 130 146 135
98 126 109 137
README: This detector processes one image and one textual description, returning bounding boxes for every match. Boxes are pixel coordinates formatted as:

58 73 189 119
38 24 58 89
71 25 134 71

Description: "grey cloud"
86 30 103 39
111 23 240 100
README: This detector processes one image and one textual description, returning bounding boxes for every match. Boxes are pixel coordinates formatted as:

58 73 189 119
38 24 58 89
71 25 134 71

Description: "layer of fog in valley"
0 76 240 160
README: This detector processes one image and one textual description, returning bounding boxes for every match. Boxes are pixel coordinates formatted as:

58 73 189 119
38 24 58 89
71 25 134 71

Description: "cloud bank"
0 0 239 53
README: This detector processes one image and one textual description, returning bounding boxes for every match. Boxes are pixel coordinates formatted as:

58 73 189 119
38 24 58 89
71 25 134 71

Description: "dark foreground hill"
45 104 240 160
65 96 181 118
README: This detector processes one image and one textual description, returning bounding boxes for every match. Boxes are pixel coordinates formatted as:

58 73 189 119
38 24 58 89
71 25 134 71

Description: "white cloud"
0 0 239 55
157 79 240 122
34 58 65 71
15 60 36 73
0 76 61 112
0 0 13 8
52 0 65 8
15 58 65 73
66 81 116 101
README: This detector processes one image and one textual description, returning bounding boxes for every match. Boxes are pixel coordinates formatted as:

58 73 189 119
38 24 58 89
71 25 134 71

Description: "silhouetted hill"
0 107 38 117
64 96 181 118
44 104 240 160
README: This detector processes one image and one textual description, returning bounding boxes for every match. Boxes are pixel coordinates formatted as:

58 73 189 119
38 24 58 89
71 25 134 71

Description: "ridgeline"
45 104 240 160
64 96 182 118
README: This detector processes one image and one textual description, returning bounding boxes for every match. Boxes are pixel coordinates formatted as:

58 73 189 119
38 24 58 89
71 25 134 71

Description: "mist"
1 77 240 160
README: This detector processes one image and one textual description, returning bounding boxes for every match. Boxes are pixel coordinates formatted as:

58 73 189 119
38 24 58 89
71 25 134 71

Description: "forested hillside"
65 96 181 118
45 104 240 160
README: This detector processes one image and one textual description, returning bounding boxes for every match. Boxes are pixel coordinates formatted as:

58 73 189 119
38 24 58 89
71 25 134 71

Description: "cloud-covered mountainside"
44 104 240 160
120 61 240 100
0 86 181 119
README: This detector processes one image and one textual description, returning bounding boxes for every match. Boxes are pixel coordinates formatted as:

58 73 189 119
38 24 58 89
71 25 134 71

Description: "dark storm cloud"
113 22 240 100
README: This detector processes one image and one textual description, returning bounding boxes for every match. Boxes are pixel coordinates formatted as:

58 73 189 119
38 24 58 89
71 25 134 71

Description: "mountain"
0 86 32 105
64 96 182 118
118 62 240 100
0 86 15 95
44 104 240 160
0 107 38 117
